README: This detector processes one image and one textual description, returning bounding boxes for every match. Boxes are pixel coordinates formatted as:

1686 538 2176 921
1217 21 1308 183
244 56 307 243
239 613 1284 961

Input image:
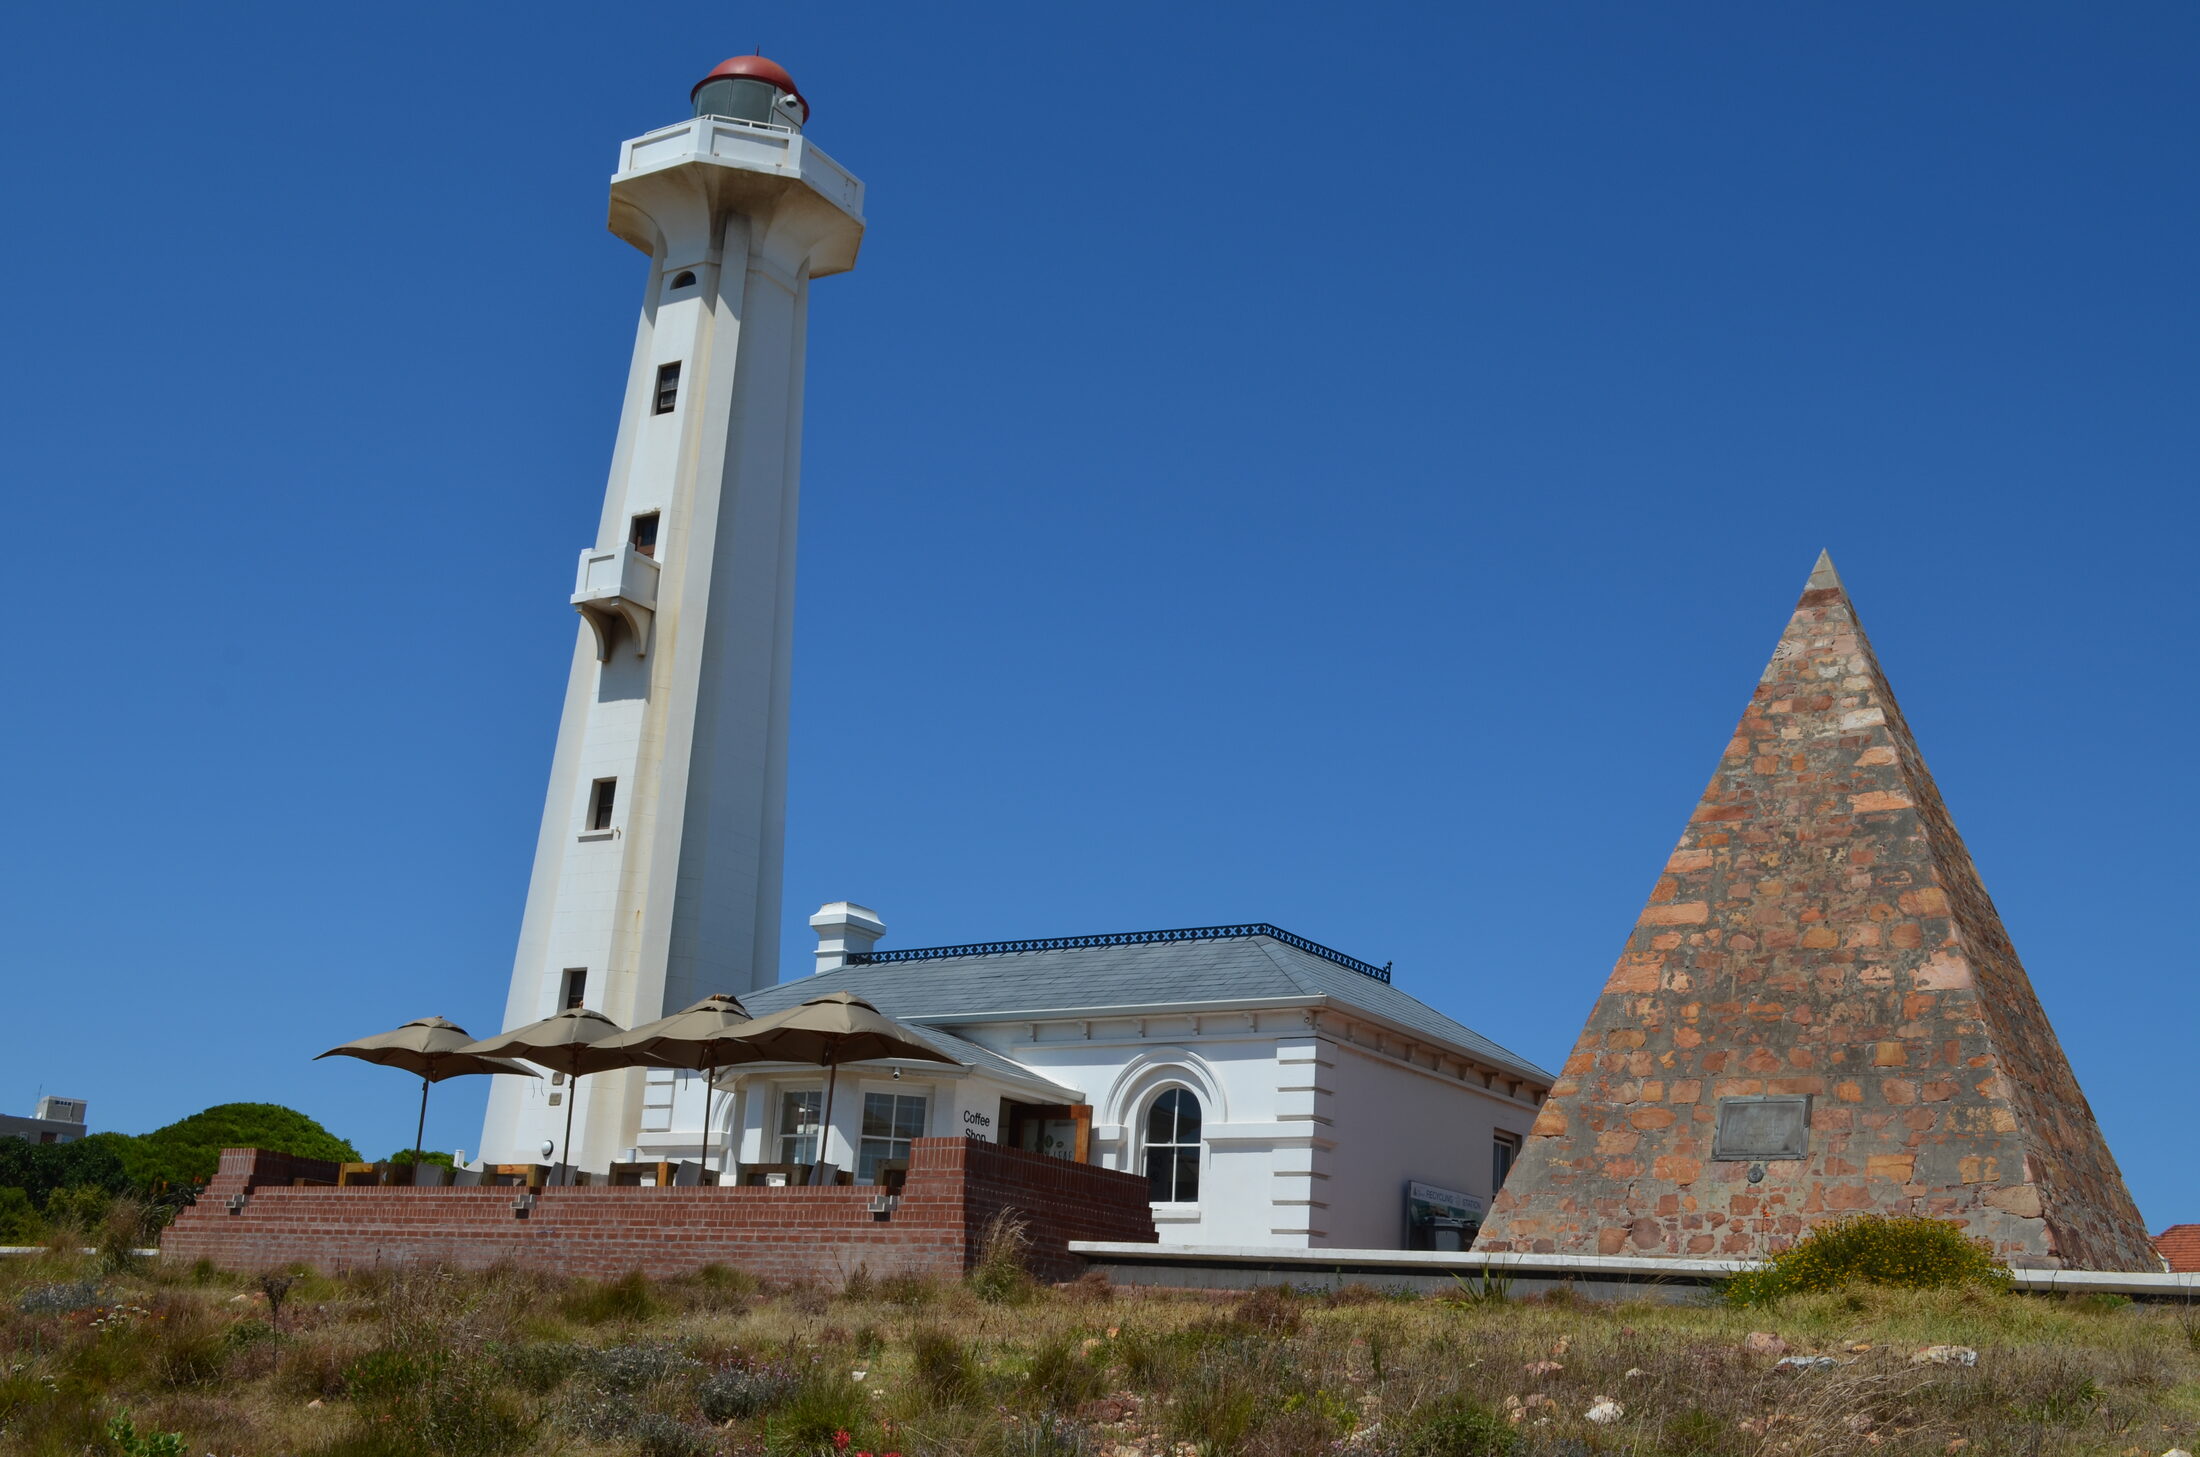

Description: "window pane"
1172 1091 1201 1140
893 1096 927 1140
779 1090 819 1136
1144 1146 1173 1202
861 1092 894 1139
1174 1148 1200 1203
1147 1092 1177 1145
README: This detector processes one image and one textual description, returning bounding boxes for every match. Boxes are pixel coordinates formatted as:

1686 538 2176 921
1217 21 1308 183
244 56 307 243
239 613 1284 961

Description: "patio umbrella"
462 1007 633 1183
316 1016 539 1161
729 992 958 1184
594 994 763 1180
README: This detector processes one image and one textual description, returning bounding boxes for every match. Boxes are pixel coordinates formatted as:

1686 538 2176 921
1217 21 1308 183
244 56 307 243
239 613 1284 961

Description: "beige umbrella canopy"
462 1007 634 1182
594 994 762 1179
316 1016 538 1161
729 992 959 1183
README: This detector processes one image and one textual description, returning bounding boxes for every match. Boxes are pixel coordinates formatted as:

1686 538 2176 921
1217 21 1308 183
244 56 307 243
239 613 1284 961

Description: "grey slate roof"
742 931 1555 1087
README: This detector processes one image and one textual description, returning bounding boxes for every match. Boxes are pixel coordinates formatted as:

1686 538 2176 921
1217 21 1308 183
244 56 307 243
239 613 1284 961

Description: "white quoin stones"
478 67 865 1172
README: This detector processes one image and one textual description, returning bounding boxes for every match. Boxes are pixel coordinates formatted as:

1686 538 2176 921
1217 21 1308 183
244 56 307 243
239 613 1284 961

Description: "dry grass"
3 1247 2197 1456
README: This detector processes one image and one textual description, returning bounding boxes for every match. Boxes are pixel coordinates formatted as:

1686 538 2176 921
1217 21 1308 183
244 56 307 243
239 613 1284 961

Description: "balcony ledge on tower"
572 544 659 659
609 117 865 278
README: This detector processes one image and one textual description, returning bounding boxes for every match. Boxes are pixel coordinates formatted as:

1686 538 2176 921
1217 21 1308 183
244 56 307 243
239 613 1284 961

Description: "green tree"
0 1131 134 1207
0 1186 38 1243
122 1104 359 1190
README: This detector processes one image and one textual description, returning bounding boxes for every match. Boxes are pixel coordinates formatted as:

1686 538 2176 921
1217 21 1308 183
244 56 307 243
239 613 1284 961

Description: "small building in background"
2154 1226 2200 1273
0 1097 88 1145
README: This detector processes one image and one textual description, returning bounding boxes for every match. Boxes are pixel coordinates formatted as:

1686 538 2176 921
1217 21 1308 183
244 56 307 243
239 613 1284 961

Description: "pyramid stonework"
1474 555 2156 1270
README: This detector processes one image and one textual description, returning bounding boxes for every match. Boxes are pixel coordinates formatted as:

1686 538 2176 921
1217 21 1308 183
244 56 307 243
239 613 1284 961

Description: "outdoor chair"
740 1162 802 1187
338 1163 379 1187
669 1160 705 1186
489 1163 552 1188
607 1160 693 1186
451 1167 485 1187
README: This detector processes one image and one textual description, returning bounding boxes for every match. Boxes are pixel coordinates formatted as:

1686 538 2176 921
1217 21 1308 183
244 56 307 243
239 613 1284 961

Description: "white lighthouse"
478 56 863 1170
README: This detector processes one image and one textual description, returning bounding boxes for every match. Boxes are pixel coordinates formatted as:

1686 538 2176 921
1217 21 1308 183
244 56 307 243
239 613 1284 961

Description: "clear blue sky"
4 5 2195 1220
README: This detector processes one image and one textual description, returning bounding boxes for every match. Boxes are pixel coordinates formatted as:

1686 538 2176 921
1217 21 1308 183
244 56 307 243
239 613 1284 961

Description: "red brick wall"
161 1139 1154 1285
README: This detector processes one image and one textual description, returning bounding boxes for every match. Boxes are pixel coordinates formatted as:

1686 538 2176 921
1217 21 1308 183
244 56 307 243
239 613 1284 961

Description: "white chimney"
810 902 886 974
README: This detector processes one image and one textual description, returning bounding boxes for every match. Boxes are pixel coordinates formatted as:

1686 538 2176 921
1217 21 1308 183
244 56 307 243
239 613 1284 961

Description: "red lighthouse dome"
692 55 809 126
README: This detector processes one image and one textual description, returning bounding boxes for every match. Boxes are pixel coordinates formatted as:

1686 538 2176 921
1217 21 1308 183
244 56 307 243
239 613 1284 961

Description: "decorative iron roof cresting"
846 924 1392 984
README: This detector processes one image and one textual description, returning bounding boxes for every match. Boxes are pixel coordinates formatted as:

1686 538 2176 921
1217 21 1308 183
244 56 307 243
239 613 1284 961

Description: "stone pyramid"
1474 553 2156 1270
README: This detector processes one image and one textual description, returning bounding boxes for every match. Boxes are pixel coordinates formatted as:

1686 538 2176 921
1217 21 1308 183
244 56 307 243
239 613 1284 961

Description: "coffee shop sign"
962 1109 993 1140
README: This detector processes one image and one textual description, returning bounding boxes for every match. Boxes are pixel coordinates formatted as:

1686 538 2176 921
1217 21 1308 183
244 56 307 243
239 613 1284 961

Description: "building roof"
743 926 1554 1086
2155 1225 2200 1273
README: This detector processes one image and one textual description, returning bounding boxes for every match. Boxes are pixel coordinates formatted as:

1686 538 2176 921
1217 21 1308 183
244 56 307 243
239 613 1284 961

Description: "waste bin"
1429 1217 1468 1253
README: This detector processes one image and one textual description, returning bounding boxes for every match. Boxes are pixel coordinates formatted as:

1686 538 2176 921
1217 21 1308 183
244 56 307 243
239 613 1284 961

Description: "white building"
0 1097 88 1146
481 57 863 1169
632 909 1553 1250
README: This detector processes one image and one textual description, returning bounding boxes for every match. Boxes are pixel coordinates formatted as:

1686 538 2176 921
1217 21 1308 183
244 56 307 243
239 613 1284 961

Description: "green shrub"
124 1103 359 1191
0 1185 40 1243
1725 1215 2010 1306
42 1184 112 1229
341 1350 533 1457
388 1149 455 1167
697 1359 801 1420
1399 1395 1515 1457
629 1412 713 1457
581 1340 698 1393
0 1131 135 1209
104 1413 186 1457
1020 1335 1107 1411
560 1269 657 1324
345 1348 427 1400
910 1325 981 1405
764 1369 870 1450
969 1207 1037 1305
491 1341 584 1394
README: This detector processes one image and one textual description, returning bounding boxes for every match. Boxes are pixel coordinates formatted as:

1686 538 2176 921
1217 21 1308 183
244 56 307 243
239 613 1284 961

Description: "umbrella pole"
813 1052 838 1186
700 1061 717 1185
414 1075 430 1162
561 1072 579 1187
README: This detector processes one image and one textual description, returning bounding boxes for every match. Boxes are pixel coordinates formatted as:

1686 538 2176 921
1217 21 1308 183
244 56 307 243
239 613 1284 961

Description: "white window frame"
1139 1084 1204 1209
775 1085 823 1166
856 1088 929 1184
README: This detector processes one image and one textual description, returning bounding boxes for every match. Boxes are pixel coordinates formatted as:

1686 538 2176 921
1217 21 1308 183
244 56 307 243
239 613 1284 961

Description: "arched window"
1144 1087 1202 1203
669 270 697 289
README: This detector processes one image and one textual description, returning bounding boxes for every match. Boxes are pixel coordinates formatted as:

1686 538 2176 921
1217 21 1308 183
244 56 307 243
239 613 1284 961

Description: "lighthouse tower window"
653 362 681 414
629 513 659 559
587 778 617 832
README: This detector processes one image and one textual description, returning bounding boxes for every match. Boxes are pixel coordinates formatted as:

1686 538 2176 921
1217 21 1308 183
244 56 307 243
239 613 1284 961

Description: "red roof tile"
2153 1225 2200 1272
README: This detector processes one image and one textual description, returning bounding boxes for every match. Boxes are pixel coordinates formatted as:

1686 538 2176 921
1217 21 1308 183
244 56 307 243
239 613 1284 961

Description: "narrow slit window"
562 969 587 1011
588 778 617 832
1492 1130 1522 1191
653 362 681 414
629 512 659 559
